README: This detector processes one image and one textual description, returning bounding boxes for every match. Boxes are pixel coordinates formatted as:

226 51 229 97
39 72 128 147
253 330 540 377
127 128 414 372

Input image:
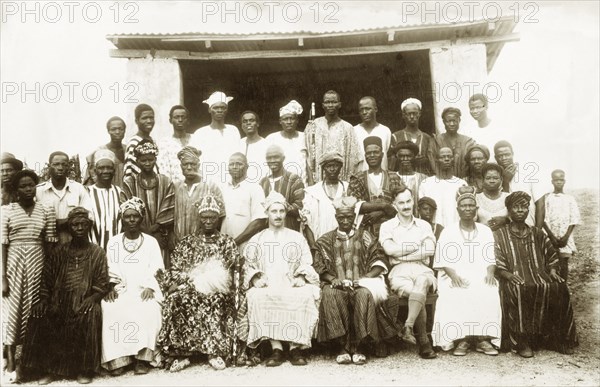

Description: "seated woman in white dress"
101 197 164 375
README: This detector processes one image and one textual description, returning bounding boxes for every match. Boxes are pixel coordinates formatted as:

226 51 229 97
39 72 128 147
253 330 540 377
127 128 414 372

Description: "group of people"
0 89 581 384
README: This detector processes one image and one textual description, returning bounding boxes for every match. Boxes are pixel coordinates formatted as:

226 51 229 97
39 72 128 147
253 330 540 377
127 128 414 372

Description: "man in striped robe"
314 196 398 365
123 104 156 178
258 144 305 231
87 149 124 251
494 191 578 358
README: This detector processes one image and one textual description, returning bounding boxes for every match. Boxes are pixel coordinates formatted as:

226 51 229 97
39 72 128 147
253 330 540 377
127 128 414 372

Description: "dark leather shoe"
419 341 437 359
76 373 93 384
134 361 150 374
266 349 285 367
400 326 417 345
518 344 534 358
289 348 307 366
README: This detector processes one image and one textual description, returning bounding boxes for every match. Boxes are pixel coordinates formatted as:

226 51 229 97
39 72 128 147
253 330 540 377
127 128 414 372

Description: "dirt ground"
11 189 600 386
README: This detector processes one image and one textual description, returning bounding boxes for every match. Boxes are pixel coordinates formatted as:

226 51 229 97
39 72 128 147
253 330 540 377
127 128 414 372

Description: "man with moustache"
156 105 192 184
191 91 240 183
305 90 361 183
124 104 157 178
418 147 468 227
36 151 93 244
86 149 124 251
353 96 391 171
242 191 320 367
83 116 127 187
379 188 437 359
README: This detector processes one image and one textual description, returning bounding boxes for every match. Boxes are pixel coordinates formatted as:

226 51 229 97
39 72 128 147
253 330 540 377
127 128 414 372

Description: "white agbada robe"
265 131 307 182
418 176 467 227
432 222 502 350
101 233 164 368
303 181 348 239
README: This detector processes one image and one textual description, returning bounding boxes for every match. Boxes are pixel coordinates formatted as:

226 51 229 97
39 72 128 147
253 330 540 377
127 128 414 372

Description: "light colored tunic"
432 222 502 349
239 137 270 183
220 179 266 242
354 123 392 171
303 181 348 239
101 233 164 370
243 228 320 348
156 135 191 184
265 131 308 182
191 124 241 184
544 193 581 254
476 192 508 227
418 176 467 227
305 117 361 182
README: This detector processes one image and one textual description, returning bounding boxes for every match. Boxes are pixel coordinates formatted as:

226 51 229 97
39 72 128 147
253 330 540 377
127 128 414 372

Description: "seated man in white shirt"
379 188 437 359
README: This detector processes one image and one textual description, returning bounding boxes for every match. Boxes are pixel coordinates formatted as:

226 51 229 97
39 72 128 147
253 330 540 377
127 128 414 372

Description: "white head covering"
94 149 117 165
279 100 303 117
401 98 422 111
203 91 234 108
262 191 288 211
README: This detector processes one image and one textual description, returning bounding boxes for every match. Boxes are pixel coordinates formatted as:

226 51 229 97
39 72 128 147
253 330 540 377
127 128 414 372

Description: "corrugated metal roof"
107 17 517 72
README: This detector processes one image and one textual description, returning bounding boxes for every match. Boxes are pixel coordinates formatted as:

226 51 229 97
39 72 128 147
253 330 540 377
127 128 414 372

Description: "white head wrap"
279 100 303 117
401 98 422 111
262 191 288 211
94 149 117 165
203 91 234 108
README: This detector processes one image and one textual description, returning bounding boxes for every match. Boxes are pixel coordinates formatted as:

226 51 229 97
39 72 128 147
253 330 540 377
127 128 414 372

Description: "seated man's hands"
31 301 47 318
291 276 307 287
549 268 565 283
104 289 119 302
363 210 385 225
484 273 498 286
449 274 470 288
251 274 268 288
77 297 97 315
508 272 525 285
330 278 344 289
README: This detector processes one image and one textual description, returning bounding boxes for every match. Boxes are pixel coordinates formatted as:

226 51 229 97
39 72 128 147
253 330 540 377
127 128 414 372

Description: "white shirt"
239 137 270 183
265 131 307 181
191 124 241 183
220 179 266 240
418 176 468 227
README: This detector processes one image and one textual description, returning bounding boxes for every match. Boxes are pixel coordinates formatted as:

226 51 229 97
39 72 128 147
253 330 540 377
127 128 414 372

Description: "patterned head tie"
401 98 422 111
94 149 117 165
332 196 358 212
279 100 303 117
67 206 92 224
120 197 146 216
203 91 233 108
195 195 223 214
134 140 158 157
456 185 477 205
319 151 344 166
262 191 288 211
177 146 201 162
505 191 531 209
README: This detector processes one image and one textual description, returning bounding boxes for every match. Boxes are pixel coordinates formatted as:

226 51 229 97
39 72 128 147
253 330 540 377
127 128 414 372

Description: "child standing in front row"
537 169 581 280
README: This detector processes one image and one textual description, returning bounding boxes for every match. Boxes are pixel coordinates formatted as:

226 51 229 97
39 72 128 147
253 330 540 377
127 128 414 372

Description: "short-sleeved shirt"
190 124 241 183
221 179 267 239
544 193 581 254
379 216 436 267
36 179 93 221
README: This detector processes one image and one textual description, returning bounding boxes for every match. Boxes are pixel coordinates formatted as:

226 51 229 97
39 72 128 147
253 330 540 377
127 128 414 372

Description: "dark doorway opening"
180 49 434 136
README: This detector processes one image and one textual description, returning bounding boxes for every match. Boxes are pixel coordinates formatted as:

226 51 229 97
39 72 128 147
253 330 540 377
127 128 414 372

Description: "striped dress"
494 225 578 352
87 184 124 251
1 202 57 345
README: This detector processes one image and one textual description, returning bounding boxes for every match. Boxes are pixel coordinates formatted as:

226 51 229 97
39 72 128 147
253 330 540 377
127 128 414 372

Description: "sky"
1 0 598 190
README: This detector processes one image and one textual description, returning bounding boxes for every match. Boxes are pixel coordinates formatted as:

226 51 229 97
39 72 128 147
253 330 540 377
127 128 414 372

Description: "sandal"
352 353 367 365
208 356 226 370
169 358 191 372
335 353 352 365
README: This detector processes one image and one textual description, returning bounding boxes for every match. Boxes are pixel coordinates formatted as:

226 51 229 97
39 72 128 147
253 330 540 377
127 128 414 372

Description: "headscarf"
505 191 531 209
177 146 201 162
332 195 358 212
203 91 233 108
418 196 437 210
195 195 223 214
262 191 288 211
363 136 382 150
279 100 303 117
441 107 462 119
120 197 145 216
456 185 477 204
67 206 91 224
465 144 491 163
401 98 422 111
319 151 344 166
133 140 158 157
94 149 117 165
